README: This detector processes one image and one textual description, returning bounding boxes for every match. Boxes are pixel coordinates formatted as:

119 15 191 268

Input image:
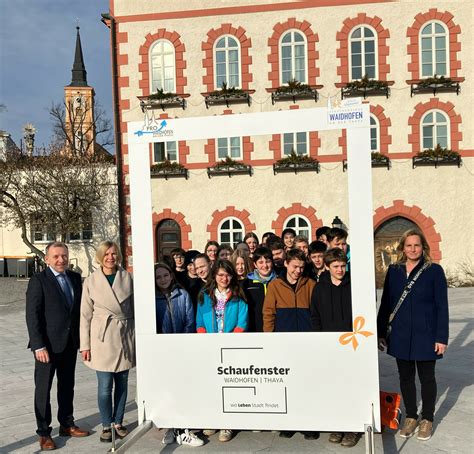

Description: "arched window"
421 110 449 149
218 217 244 247
215 36 240 88
420 22 448 77
150 40 176 92
350 26 377 80
284 215 311 239
280 30 307 84
282 132 308 156
370 115 379 152
217 137 242 159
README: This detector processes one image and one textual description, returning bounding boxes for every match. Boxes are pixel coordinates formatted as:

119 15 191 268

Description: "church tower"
64 26 95 155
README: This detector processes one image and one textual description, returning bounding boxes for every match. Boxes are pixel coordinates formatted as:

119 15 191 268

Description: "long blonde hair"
396 228 432 265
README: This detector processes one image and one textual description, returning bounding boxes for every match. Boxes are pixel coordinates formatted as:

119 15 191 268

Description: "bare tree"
0 147 114 258
49 97 114 156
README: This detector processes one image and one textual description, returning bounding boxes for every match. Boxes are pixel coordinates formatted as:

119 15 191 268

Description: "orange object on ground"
380 391 401 430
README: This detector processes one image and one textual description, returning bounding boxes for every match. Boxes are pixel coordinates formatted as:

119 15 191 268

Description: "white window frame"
279 29 308 85
217 137 242 160
153 141 178 163
349 25 378 80
419 21 449 78
282 131 309 156
214 35 242 89
370 115 379 152
284 215 311 240
31 213 93 244
68 214 93 243
420 109 450 150
31 216 56 244
150 39 176 93
218 216 244 248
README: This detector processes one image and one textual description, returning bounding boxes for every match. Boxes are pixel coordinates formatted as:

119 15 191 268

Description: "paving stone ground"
0 278 472 453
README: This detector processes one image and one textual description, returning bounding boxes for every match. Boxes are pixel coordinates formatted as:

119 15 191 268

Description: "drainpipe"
103 12 127 265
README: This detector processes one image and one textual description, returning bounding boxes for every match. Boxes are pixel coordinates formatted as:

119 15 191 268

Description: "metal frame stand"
364 403 377 454
108 401 153 453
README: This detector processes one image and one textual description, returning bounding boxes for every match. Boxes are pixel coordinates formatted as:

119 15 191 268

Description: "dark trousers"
396 359 437 422
34 337 77 436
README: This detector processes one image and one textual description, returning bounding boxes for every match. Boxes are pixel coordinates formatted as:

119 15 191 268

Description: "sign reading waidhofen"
327 97 365 126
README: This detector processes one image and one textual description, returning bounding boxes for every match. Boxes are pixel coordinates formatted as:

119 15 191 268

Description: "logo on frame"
134 110 175 138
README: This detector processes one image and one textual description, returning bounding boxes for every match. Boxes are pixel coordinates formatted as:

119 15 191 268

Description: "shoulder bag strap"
388 262 430 324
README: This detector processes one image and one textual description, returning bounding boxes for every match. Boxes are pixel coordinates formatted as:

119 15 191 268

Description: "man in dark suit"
26 242 90 450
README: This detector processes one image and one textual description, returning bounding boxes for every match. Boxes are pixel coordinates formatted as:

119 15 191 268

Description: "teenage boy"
170 247 187 283
242 247 277 332
263 248 315 333
293 235 309 257
267 239 286 277
326 228 348 253
326 227 350 271
281 227 296 250
263 248 319 440
311 248 357 448
315 226 330 245
308 240 327 282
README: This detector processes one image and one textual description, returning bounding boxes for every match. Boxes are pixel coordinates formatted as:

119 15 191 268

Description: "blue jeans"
96 370 129 427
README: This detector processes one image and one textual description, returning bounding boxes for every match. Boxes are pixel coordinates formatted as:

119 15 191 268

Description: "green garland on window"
417 144 460 159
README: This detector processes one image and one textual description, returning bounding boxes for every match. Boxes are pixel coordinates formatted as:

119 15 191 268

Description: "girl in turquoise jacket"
196 259 248 333
196 259 248 442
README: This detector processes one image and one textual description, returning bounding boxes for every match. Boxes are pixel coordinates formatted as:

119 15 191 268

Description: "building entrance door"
374 216 419 288
156 219 181 261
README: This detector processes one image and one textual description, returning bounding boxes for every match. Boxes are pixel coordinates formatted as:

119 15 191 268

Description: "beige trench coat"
80 267 135 372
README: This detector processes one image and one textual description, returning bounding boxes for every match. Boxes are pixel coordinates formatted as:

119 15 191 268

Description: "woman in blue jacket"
377 229 449 442
197 259 248 442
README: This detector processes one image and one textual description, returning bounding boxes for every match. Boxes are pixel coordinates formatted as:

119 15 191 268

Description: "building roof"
68 26 89 87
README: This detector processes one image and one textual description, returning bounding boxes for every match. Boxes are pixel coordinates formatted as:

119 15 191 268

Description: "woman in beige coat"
80 241 135 443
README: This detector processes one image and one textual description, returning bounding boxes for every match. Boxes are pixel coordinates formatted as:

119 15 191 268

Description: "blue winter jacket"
196 291 248 333
377 259 449 361
155 286 195 334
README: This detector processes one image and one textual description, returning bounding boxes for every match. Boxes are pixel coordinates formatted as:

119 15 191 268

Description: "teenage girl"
196 259 248 442
155 263 204 448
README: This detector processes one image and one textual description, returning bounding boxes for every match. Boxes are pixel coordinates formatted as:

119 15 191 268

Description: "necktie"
58 274 74 307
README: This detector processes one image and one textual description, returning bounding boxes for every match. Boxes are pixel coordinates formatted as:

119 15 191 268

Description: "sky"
0 0 113 151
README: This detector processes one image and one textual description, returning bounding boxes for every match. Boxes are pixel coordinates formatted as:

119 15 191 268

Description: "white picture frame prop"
127 103 380 433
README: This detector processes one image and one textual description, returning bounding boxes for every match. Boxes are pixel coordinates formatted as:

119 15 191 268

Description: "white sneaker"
176 429 204 447
162 428 175 445
218 429 233 442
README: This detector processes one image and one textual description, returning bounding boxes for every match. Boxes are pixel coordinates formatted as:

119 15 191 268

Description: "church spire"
69 26 88 87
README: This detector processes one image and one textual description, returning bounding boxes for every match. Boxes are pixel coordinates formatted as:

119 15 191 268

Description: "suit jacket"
26 267 82 354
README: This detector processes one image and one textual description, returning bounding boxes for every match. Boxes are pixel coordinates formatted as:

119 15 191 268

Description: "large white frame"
127 105 380 433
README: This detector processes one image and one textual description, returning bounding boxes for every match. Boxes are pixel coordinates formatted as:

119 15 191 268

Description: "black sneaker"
279 431 295 438
303 431 320 440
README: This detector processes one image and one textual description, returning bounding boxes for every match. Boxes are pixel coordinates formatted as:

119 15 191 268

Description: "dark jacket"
377 260 449 361
242 271 277 332
263 276 315 332
311 271 353 332
185 277 204 314
26 267 82 353
155 286 195 334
